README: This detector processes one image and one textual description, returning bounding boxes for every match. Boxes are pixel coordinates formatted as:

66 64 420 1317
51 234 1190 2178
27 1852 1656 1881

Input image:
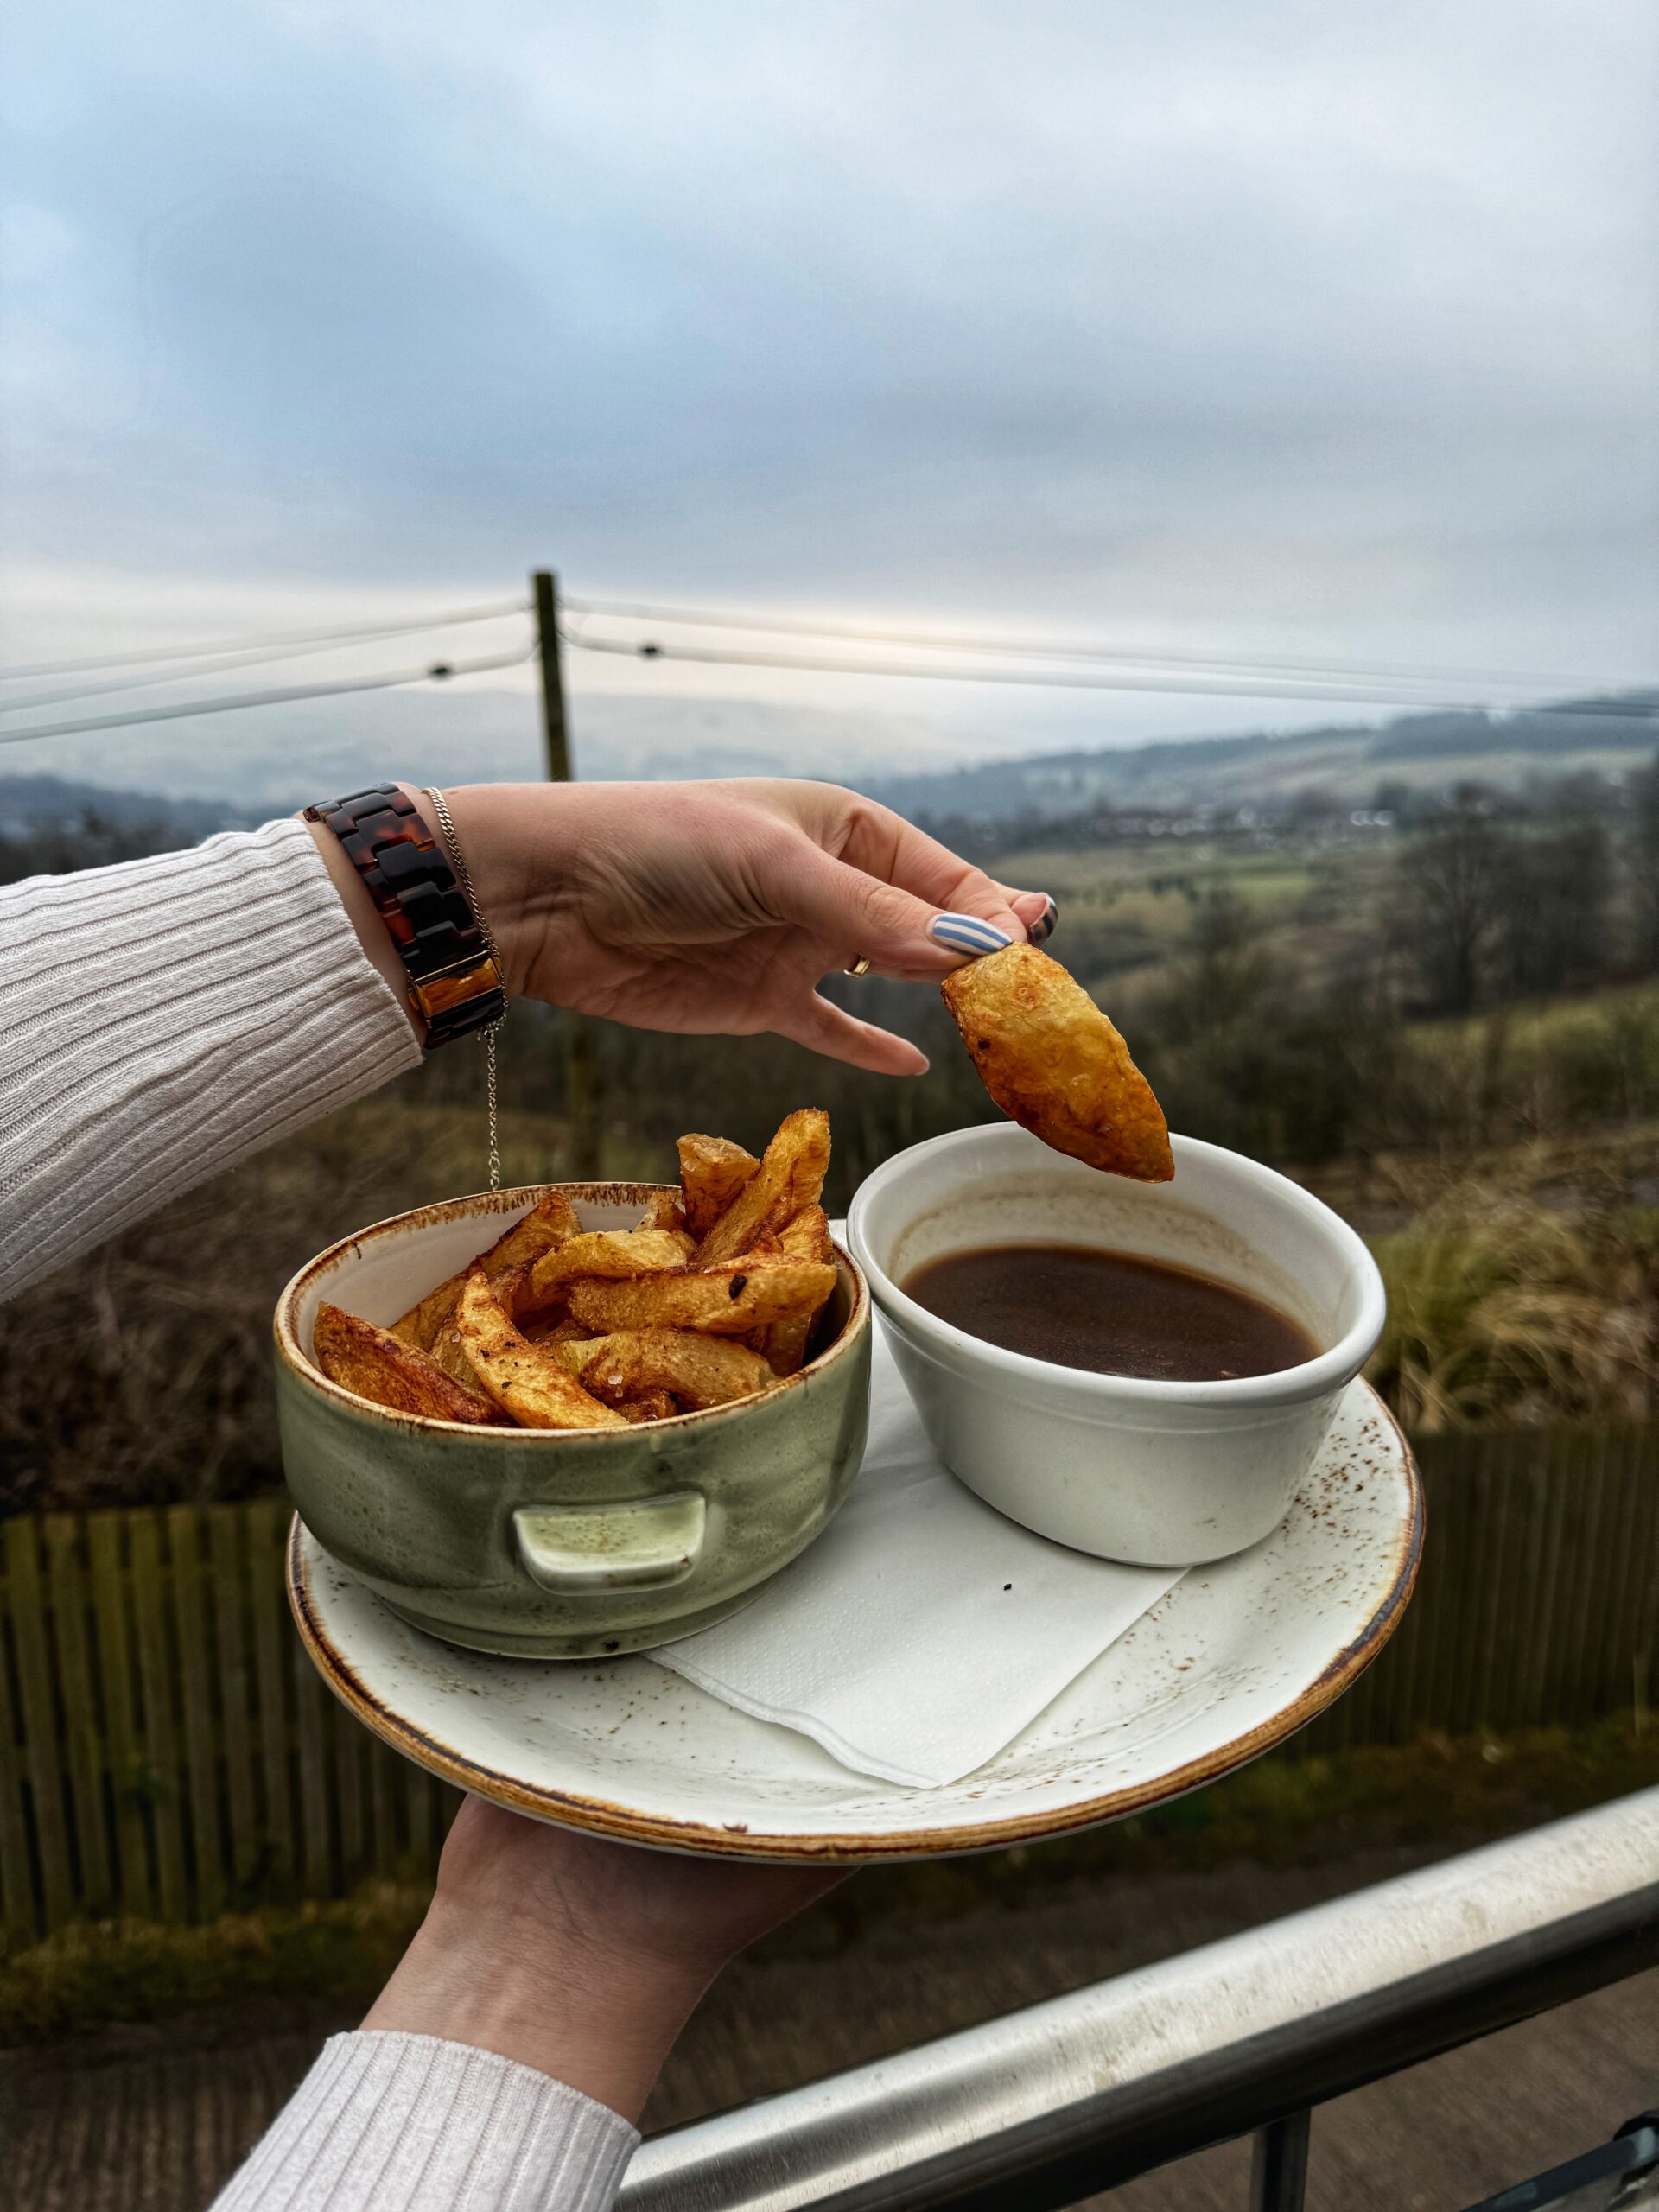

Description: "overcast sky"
2 1 1656 803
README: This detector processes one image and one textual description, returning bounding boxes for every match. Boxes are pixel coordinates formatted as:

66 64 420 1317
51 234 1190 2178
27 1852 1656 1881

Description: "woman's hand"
362 1796 842 2120
441 778 1055 1075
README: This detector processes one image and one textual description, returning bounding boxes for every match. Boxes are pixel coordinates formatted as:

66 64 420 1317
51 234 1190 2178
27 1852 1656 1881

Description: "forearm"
0 819 421 1304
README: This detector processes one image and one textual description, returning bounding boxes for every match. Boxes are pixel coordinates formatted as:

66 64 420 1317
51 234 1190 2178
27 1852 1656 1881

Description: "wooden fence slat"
249 1501 295 1885
0 1594 38 1949
86 1514 150 1920
292 1613 334 1896
42 1517 113 1916
403 1746 436 1869
1567 1441 1615 1722
168 1507 224 1921
3 1518 74 1929
367 1738 399 1876
127 1512 188 1923
334 1704 365 1888
209 1510 259 1896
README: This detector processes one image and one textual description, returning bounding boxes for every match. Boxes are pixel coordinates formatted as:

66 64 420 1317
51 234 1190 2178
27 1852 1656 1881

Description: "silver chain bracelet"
423 787 505 1192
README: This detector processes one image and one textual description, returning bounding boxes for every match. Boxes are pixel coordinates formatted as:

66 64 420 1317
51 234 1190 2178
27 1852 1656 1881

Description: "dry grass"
1365 1195 1655 1431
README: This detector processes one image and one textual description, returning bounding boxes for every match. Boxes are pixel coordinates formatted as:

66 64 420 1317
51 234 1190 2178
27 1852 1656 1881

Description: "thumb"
785 849 1023 981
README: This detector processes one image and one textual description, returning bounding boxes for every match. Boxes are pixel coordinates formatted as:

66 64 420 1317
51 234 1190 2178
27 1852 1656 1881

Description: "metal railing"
621 1787 1659 2212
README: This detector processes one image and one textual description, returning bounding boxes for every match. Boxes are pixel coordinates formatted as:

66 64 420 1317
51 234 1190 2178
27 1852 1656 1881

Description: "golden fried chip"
639 1188 688 1235
563 1328 774 1409
313 1303 502 1424
941 944 1173 1181
521 1313 594 1350
566 1256 836 1337
763 1205 836 1376
690 1110 831 1267
616 1389 680 1425
455 1269 628 1430
391 1189 580 1351
526 1227 693 1306
676 1135 760 1237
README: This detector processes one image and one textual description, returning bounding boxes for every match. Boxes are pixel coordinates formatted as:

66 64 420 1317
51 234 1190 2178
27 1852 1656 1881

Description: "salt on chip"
941 943 1173 1182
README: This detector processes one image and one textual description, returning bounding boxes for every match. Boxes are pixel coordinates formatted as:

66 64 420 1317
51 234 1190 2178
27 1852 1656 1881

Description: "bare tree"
1394 804 1510 1014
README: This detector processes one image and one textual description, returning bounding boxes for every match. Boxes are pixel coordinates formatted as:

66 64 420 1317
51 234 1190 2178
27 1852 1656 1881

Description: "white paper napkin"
657 1316 1184 1789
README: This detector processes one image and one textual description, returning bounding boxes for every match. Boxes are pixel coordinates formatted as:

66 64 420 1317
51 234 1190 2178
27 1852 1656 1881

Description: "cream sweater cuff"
208 2031 639 2212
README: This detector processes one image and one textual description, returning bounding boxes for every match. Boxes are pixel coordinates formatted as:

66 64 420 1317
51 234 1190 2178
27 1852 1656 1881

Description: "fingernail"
930 912 1014 957
1027 896 1058 946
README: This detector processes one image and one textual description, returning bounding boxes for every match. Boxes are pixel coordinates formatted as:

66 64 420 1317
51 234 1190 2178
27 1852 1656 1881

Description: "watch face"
410 958 505 1026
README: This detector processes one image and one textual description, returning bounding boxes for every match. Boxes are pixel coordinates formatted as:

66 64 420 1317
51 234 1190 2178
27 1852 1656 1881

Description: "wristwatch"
305 785 505 1046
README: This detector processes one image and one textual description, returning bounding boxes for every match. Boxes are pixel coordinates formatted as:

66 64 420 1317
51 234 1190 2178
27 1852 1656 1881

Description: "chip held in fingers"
308 1112 843 1428
942 943 1173 1182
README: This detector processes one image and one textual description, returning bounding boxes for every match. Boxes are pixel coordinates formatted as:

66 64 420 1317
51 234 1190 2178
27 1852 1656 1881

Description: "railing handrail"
620 1787 1659 2212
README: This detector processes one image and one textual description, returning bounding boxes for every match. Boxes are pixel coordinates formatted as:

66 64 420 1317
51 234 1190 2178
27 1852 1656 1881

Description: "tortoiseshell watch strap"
305 785 505 1047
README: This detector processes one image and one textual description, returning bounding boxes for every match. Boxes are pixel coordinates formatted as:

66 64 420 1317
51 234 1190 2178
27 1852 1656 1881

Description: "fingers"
832 802 1048 948
773 992 930 1076
1007 890 1058 944
772 846 1017 981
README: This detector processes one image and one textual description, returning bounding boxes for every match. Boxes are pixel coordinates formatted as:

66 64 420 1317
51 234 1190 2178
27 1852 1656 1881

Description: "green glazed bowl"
274 1183 871 1659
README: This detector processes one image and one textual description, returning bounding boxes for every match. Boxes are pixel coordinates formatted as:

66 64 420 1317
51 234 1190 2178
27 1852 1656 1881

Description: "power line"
561 593 1591 696
0 643 535 748
0 599 530 685
562 626 1659 719
0 609 534 716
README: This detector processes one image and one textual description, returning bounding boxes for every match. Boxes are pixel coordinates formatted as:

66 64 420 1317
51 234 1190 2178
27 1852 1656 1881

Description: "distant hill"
0 772 261 842
861 693 1659 823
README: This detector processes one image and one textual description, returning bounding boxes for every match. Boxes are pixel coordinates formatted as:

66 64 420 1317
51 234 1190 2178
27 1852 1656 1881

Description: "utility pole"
531 568 601 1178
531 570 574 783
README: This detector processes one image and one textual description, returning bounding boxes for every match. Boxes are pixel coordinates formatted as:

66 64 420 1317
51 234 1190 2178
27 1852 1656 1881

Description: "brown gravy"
901 1242 1318 1382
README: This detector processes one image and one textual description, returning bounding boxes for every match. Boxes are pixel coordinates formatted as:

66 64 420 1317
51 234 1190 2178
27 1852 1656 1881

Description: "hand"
362 1796 843 2120
441 778 1056 1074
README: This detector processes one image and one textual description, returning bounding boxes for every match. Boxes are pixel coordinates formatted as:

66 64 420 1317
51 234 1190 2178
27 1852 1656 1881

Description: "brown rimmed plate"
287 1363 1421 1862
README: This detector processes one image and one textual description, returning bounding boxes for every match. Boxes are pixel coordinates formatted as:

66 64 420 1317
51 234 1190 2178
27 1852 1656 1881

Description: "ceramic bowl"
274 1184 870 1659
848 1125 1385 1567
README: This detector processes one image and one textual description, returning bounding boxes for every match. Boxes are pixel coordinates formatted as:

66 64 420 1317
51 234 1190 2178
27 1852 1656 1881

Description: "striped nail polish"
930 912 1014 957
1027 896 1058 946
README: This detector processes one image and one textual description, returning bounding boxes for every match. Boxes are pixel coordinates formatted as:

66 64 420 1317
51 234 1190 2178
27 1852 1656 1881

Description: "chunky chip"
526 1227 693 1307
455 1269 628 1430
562 1328 774 1410
763 1205 836 1376
690 1110 831 1268
676 1135 760 1238
616 1389 680 1425
639 1187 689 1235
314 1303 502 1424
567 1256 836 1338
941 944 1173 1182
391 1189 580 1351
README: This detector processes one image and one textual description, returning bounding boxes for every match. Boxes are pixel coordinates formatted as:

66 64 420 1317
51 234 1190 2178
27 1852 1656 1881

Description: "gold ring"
844 954 872 978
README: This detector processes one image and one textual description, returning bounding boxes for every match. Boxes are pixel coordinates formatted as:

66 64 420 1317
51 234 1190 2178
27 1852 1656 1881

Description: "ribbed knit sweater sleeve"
0 817 422 1302
2 830 643 2210
208 2033 639 2212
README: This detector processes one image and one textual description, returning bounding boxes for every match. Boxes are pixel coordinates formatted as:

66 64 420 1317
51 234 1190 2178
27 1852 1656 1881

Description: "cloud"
1 0 1654 798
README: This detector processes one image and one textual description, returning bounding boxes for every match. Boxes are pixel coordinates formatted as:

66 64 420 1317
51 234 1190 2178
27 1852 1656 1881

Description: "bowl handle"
512 1493 706 1593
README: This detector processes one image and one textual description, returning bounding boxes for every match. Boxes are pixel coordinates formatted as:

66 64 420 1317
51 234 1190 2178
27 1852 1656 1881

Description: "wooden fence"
1 1423 1656 1951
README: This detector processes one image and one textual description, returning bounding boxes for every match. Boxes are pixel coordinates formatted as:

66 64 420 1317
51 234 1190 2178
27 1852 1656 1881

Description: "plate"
288 1376 1421 1861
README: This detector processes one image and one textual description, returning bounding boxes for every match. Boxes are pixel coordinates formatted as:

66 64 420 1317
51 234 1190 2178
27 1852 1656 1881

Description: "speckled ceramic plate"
287 1376 1421 1861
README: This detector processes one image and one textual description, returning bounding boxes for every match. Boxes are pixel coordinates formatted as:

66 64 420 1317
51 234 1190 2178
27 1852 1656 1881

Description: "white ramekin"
848 1123 1386 1566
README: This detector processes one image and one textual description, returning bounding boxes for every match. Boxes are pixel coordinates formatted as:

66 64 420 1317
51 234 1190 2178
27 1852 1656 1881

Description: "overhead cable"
561 594 1589 696
562 626 1659 719
0 643 535 748
0 599 530 684
0 611 535 716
